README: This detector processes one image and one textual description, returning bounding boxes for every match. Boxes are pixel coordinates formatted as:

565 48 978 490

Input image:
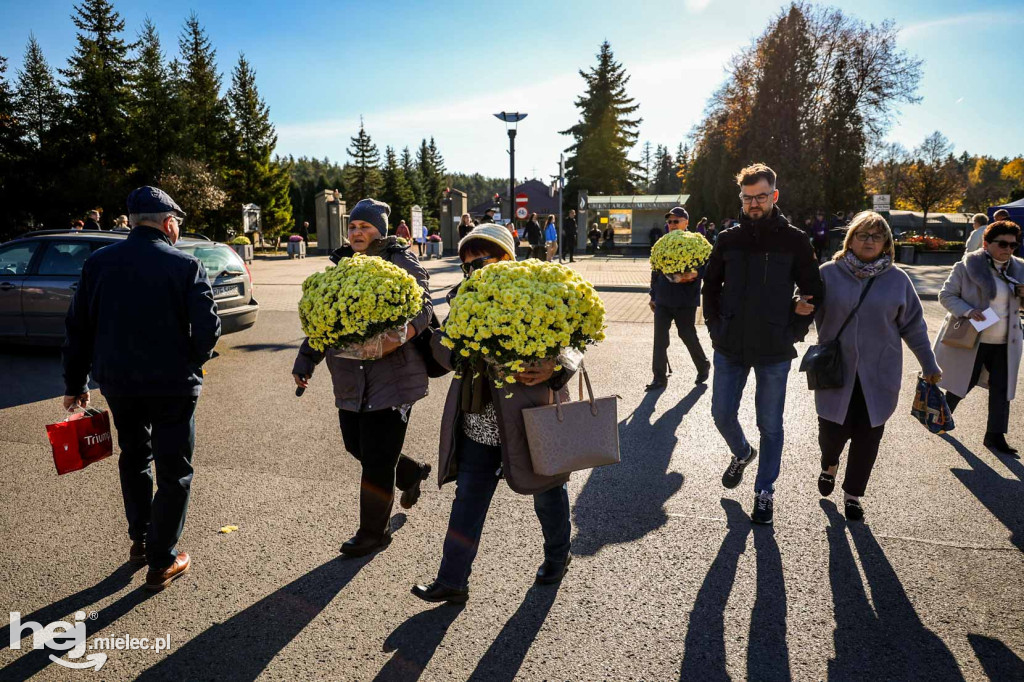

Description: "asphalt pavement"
1 254 1022 680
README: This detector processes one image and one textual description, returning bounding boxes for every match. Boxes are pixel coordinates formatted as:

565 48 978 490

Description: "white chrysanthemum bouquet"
441 260 606 387
650 230 712 281
298 255 422 357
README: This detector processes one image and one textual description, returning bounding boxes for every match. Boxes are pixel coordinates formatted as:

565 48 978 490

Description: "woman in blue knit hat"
292 198 434 557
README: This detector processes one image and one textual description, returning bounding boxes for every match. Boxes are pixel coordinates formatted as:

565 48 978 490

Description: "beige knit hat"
458 224 517 260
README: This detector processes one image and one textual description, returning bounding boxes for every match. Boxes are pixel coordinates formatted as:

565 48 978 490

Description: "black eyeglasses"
993 240 1019 249
461 257 493 277
667 219 684 224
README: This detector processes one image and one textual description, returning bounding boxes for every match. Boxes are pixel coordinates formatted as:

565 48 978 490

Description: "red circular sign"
515 193 528 205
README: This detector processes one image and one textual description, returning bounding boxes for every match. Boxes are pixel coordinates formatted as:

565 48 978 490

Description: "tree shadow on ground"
941 433 1024 552
571 386 706 557
0 344 96 410
372 604 464 682
466 583 561 682
821 499 964 680
137 516 407 681
968 634 1024 679
678 499 790 681
1 564 153 680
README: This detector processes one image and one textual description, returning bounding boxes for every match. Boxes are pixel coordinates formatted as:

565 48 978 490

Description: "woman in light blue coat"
807 211 941 521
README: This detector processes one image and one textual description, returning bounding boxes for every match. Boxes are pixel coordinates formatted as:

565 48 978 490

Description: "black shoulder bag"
799 276 876 391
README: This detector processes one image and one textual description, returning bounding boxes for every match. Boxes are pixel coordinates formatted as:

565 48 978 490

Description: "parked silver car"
0 230 258 343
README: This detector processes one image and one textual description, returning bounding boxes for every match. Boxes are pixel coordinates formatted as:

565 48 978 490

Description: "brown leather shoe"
129 540 147 566
145 552 190 591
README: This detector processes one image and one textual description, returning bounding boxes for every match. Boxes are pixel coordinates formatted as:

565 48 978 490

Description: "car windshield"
177 244 246 279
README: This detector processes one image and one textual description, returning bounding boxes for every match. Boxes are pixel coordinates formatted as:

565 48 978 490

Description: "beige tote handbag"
522 365 620 477
939 316 979 349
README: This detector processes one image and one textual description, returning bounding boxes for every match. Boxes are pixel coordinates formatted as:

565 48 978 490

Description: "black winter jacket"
650 266 704 308
523 220 542 246
63 226 221 396
701 206 823 365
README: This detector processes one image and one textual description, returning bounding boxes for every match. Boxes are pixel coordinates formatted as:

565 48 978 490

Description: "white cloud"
276 47 735 179
903 10 1024 39
955 97 964 104
685 0 712 12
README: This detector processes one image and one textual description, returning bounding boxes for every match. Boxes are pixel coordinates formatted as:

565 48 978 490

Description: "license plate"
213 285 239 298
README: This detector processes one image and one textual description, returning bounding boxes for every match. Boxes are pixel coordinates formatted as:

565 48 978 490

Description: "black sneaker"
844 498 864 521
696 360 711 384
722 446 757 489
751 490 774 525
817 472 835 496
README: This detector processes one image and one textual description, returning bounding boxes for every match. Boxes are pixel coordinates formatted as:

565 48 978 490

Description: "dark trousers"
106 395 198 570
652 305 708 381
562 239 576 261
529 244 545 260
818 379 885 497
945 343 1010 434
437 437 571 589
338 408 424 538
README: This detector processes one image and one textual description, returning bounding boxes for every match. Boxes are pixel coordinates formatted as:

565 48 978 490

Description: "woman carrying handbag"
934 220 1024 455
806 211 941 521
411 225 575 604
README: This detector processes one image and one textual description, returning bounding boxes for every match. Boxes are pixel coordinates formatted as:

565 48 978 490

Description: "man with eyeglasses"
702 163 823 524
646 206 711 391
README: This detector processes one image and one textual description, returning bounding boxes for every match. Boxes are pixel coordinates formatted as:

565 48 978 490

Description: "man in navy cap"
646 206 711 391
63 186 221 591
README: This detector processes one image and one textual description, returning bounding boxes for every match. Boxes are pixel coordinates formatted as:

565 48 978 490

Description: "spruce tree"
561 41 642 199
640 141 653 193
60 0 135 219
401 145 424 207
224 53 292 241
0 55 27 238
652 145 678 193
344 118 382 200
15 35 64 151
380 146 415 231
129 19 177 183
178 13 228 165
820 58 865 217
417 137 445 219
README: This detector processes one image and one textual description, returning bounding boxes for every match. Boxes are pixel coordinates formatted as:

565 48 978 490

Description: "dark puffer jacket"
292 237 433 412
701 206 823 365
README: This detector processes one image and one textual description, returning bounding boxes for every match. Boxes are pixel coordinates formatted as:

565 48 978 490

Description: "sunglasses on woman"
992 240 1019 250
461 256 494 277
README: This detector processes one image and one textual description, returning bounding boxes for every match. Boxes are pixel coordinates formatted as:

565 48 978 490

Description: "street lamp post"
494 112 527 225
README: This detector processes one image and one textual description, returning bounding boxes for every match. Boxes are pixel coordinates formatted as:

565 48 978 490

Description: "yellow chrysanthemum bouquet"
441 260 606 387
650 230 712 281
298 255 422 358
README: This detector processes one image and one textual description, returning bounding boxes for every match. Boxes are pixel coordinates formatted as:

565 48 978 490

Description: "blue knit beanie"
349 198 390 238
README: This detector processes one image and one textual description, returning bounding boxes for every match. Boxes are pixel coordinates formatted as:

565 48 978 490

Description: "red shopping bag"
45 408 114 475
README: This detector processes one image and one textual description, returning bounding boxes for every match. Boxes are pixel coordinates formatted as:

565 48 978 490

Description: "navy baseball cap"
665 206 689 220
127 186 186 219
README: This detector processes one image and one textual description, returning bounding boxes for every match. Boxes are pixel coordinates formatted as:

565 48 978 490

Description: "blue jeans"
710 351 791 493
437 436 571 589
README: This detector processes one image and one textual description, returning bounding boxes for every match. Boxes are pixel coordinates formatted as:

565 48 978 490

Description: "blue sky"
2 0 1022 182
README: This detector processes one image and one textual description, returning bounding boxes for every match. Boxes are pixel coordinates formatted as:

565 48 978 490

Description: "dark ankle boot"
341 480 395 557
984 432 1018 455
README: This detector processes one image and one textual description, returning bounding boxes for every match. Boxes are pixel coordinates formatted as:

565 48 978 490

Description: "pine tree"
417 137 445 219
15 35 64 151
60 0 135 219
652 145 678 193
344 118 382 200
639 141 653 193
178 13 228 165
224 53 292 241
561 41 642 199
401 145 424 207
380 146 415 230
129 19 177 183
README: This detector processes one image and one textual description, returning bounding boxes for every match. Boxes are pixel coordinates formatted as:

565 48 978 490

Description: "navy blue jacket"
650 266 704 308
63 227 221 397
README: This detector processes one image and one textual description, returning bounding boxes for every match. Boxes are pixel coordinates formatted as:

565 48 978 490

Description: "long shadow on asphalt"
821 499 964 680
571 386 706 557
968 633 1024 679
466 583 561 682
372 604 464 682
678 499 790 681
1 566 154 680
135 554 374 681
0 344 92 410
941 433 1024 552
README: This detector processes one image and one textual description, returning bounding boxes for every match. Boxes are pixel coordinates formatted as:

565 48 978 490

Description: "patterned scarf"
841 251 892 279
